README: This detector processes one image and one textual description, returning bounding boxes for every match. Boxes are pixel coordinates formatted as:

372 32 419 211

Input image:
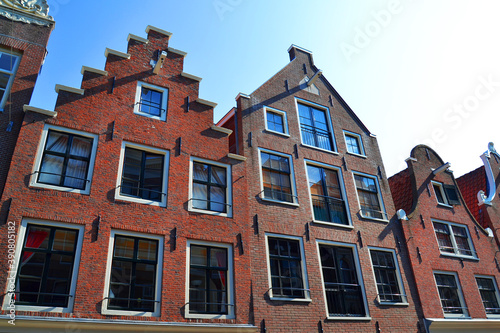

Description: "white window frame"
265 233 310 302
316 240 370 320
115 141 169 207
431 219 477 260
185 240 234 319
343 130 366 157
30 124 99 195
102 230 163 317
263 106 289 137
475 275 500 319
133 81 168 121
1 218 84 313
433 271 469 319
258 148 298 206
294 97 338 154
431 181 453 207
0 49 21 111
368 247 408 306
352 171 388 222
188 157 232 217
304 159 352 228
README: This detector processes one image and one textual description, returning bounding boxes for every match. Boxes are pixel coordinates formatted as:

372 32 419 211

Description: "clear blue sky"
32 0 500 177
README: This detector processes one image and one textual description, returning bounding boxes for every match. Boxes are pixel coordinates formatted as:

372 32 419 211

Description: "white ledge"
211 125 232 135
181 72 202 82
197 99 217 108
127 33 149 44
146 25 172 37
228 153 246 161
105 48 131 60
23 105 56 117
236 93 250 100
168 47 187 57
55 84 84 95
81 66 108 76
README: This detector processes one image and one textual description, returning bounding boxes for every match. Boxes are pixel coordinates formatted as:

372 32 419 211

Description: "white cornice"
228 153 246 161
55 84 84 95
197 98 217 108
127 33 148 44
81 66 108 76
235 93 250 100
23 105 56 117
146 25 172 37
167 47 187 57
181 72 202 82
211 125 232 135
104 48 131 60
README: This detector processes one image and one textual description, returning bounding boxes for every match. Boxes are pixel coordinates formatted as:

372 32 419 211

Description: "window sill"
378 301 409 306
437 203 454 208
114 193 166 207
325 316 372 321
300 143 338 155
311 220 353 229
185 313 235 320
133 111 165 122
260 197 299 207
439 252 479 261
264 129 290 138
30 182 90 195
269 297 311 303
346 151 367 159
359 215 389 223
4 304 71 313
101 308 159 317
443 315 470 319
188 207 231 218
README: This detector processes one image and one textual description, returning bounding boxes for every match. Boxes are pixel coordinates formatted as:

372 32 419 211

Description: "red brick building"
218 45 422 332
0 0 54 199
0 23 256 332
389 145 500 332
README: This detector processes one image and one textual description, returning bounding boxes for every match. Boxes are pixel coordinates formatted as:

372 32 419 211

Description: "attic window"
432 181 461 206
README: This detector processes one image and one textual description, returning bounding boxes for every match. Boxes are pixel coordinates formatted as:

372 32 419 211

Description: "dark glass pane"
114 237 135 259
0 53 17 71
137 239 157 261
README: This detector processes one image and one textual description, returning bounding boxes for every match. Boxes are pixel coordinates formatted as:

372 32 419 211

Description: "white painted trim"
431 181 450 206
368 247 408 306
258 148 298 205
23 105 56 117
188 157 232 217
101 230 164 317
104 48 131 60
265 233 311 301
351 171 389 222
114 142 170 207
475 275 500 319
343 130 366 157
294 97 338 153
55 84 84 95
81 66 108 76
263 106 289 137
196 98 217 108
287 44 313 55
127 33 149 44
185 240 234 319
29 124 99 195
180 72 202 82
304 159 352 227
315 239 370 320
227 153 246 161
1 218 85 313
431 219 478 260
211 125 232 135
235 93 250 100
146 25 172 37
167 47 187 57
133 81 168 121
0 49 20 111
433 271 470 319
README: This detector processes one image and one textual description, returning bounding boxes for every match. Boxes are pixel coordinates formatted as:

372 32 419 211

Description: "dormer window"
134 82 168 121
432 181 460 206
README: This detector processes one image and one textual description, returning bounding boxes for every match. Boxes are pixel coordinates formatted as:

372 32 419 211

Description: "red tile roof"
388 168 413 215
456 166 487 228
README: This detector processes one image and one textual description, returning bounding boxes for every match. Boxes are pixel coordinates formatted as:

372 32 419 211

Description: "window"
434 272 468 318
133 82 168 121
0 50 20 110
432 181 461 206
432 220 476 258
297 100 335 151
2 219 84 313
115 142 169 207
259 149 297 204
318 242 368 318
102 231 163 316
343 131 365 156
369 248 407 304
30 125 98 194
353 173 387 220
306 162 349 226
264 106 289 136
266 235 309 300
189 158 231 216
475 276 500 317
186 241 234 319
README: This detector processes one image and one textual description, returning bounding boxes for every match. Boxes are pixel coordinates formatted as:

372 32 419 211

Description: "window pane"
0 53 17 71
0 72 9 89
114 237 135 258
137 239 157 261
193 163 209 182
52 229 77 252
